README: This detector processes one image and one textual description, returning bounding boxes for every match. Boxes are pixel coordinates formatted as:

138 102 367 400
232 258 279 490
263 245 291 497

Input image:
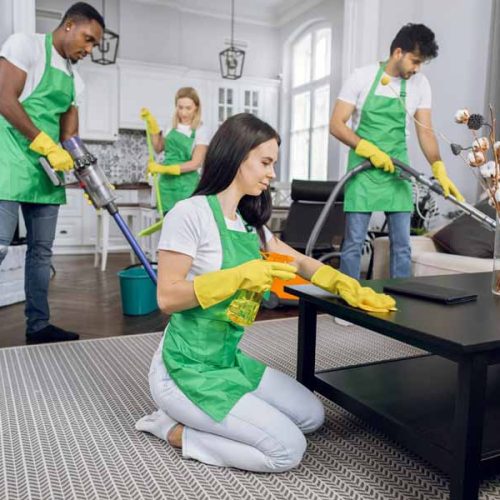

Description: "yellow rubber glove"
140 108 161 135
431 160 465 201
311 265 397 313
29 131 74 172
194 259 297 309
355 139 395 174
147 161 181 176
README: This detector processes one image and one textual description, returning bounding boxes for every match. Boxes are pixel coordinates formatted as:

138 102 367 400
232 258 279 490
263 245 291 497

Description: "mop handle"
143 121 164 215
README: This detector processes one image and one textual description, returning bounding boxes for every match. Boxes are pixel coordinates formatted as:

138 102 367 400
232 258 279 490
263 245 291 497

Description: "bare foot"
167 424 183 448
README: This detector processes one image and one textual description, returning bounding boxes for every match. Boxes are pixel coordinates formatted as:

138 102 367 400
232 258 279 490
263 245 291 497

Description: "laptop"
383 281 478 305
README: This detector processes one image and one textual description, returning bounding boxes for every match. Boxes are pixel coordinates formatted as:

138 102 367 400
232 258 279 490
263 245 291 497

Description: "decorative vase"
492 213 500 295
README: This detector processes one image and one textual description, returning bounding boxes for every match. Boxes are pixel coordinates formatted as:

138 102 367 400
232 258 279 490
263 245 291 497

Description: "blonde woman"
141 87 210 213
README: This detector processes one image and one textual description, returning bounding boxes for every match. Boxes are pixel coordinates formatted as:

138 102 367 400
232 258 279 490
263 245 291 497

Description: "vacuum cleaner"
305 158 496 259
39 137 157 285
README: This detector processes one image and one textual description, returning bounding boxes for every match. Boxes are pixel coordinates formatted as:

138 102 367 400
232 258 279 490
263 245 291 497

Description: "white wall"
278 0 344 180
0 0 14 45
118 0 279 78
181 14 280 79
1 0 36 44
36 0 119 33
377 0 493 205
34 0 280 78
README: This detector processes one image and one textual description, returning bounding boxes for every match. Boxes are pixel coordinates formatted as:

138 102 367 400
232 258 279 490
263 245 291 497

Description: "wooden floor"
0 253 299 348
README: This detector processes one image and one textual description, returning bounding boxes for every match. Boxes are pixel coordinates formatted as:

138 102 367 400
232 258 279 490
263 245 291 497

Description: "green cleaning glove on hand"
355 139 395 174
140 107 161 135
29 131 74 172
431 160 465 201
311 265 397 313
194 259 297 309
147 161 181 176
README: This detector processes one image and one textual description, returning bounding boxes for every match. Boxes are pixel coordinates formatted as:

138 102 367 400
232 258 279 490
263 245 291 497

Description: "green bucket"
118 265 158 316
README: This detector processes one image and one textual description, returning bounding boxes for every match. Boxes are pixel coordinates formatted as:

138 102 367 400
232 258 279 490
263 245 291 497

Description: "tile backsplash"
84 129 153 184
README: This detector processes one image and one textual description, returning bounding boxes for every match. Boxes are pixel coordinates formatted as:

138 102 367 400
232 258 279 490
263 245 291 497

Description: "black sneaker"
26 324 80 345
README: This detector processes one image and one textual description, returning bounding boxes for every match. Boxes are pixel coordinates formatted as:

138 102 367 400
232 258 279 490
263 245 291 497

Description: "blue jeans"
340 212 411 279
0 200 59 334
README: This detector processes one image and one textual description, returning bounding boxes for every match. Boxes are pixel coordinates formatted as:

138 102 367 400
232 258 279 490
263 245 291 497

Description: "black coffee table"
286 272 500 500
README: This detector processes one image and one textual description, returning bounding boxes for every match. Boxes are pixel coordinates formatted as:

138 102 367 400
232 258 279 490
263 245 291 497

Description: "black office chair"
279 179 346 262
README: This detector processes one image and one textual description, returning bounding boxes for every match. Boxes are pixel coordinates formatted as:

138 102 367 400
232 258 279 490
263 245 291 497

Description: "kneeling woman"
136 113 396 473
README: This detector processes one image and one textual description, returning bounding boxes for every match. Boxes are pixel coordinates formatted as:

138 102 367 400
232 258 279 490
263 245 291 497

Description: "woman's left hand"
311 265 396 312
337 283 397 312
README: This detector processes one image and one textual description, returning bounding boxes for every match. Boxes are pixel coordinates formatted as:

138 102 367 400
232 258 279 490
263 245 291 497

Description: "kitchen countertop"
66 182 151 190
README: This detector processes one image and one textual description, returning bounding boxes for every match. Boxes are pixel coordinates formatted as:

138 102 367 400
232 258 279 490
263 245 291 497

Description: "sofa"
371 198 496 279
371 234 493 279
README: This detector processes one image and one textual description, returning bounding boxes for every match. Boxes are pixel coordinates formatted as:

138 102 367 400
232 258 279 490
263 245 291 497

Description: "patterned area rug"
1 316 499 500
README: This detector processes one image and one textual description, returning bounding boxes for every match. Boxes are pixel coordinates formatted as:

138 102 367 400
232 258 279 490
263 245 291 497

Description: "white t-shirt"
158 196 274 280
337 63 432 137
0 33 84 106
164 123 211 150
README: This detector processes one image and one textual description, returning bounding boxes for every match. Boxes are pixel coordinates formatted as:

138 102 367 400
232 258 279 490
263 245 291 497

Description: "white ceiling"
132 0 325 27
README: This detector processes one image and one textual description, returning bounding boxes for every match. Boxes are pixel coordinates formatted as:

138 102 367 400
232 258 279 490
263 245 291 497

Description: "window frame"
288 23 332 181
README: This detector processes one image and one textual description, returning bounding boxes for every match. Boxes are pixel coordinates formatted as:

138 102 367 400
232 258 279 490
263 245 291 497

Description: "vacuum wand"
305 159 496 258
394 160 496 231
39 137 157 285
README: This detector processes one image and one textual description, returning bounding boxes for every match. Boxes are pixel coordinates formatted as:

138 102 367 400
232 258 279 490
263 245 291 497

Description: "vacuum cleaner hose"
304 159 496 258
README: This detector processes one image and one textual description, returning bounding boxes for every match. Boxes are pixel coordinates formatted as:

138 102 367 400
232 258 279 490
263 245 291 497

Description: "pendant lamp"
219 0 245 80
92 0 119 65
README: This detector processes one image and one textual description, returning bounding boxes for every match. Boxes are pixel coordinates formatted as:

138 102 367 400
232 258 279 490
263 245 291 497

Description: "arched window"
288 25 331 180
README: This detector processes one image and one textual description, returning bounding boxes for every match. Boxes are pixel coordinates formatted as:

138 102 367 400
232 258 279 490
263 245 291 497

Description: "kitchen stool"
94 204 141 271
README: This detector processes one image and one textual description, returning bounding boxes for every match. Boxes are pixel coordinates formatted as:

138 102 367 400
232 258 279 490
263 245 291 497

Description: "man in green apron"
330 23 464 280
0 3 104 344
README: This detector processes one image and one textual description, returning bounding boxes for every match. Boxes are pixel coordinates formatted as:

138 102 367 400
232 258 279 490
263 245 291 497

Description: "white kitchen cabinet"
119 60 212 131
53 188 87 251
119 61 181 130
118 59 279 134
78 63 119 141
53 187 153 255
215 81 279 129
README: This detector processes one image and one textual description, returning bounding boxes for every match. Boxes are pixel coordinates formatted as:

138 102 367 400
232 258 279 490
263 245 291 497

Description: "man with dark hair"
330 23 463 292
0 2 104 344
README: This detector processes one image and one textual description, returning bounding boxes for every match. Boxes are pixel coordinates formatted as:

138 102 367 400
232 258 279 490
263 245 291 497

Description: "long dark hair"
193 113 280 243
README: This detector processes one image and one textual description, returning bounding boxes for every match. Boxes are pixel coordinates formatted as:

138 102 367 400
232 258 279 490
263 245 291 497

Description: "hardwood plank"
0 254 298 347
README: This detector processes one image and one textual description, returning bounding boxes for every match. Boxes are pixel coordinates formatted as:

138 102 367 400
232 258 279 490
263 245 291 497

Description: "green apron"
159 128 200 212
344 63 412 212
0 33 75 204
162 195 266 422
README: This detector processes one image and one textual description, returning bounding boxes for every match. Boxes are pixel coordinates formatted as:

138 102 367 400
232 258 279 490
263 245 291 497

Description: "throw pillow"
431 199 495 258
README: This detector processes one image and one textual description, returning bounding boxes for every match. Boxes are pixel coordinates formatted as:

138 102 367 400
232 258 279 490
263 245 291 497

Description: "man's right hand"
140 107 161 135
355 139 395 174
29 131 73 172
